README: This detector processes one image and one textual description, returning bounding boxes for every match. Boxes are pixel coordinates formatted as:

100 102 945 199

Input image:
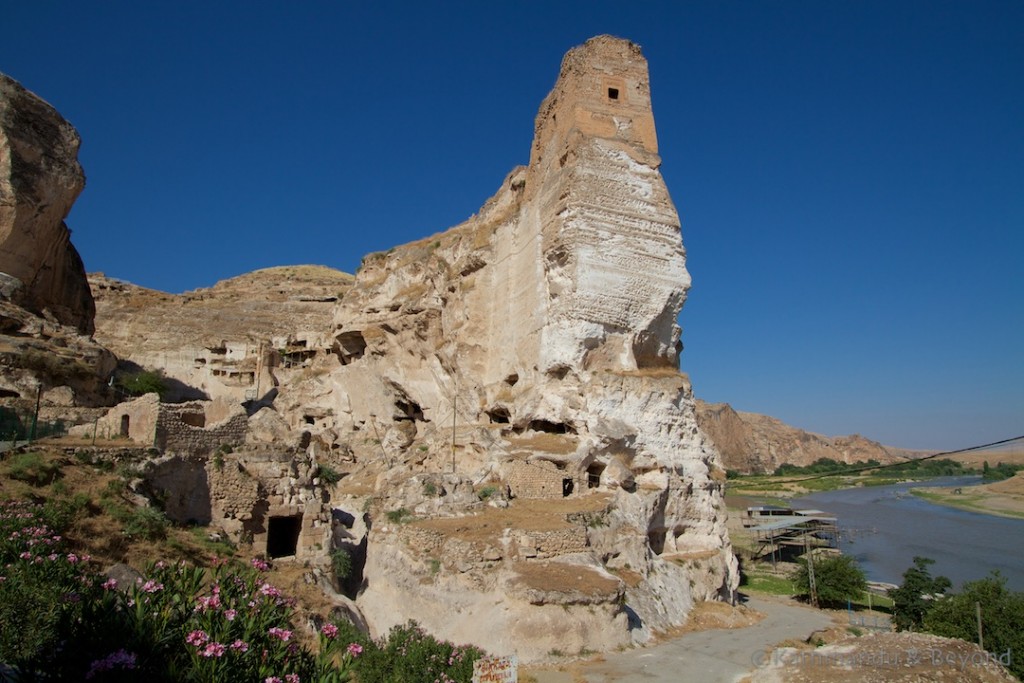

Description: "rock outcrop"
0 73 94 335
87 36 739 660
695 400 906 474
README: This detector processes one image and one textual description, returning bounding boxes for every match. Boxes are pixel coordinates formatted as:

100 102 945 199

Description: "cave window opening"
486 407 510 424
304 415 315 425
119 415 130 437
562 478 574 497
648 529 666 555
395 399 424 422
267 515 302 558
528 419 575 435
607 87 619 100
587 462 605 489
180 412 206 428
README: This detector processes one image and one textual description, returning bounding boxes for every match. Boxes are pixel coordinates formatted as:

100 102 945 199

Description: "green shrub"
385 507 412 524
331 547 353 580
477 486 497 501
890 556 951 631
7 451 63 486
791 553 867 608
351 621 484 683
116 370 169 398
422 481 438 497
318 464 343 485
923 573 1024 679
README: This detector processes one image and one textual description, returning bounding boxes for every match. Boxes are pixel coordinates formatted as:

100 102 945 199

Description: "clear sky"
3 1 1021 450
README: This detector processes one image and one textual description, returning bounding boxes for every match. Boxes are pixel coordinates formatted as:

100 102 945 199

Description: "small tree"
923 572 1024 680
791 552 867 608
889 556 951 631
117 370 168 399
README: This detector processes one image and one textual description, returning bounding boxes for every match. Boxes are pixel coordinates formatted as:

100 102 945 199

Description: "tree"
117 370 168 399
791 552 867 608
923 572 1024 680
889 556 951 631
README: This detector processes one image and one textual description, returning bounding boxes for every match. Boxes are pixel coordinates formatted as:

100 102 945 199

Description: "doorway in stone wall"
119 415 130 437
266 515 302 558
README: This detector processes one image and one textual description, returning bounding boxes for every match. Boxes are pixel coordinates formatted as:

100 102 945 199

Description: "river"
792 476 1024 591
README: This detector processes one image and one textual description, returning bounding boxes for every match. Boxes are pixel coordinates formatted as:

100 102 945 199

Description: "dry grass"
511 561 620 597
411 493 612 543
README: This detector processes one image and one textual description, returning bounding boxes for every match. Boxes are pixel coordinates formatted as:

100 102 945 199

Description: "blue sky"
3 1 1021 450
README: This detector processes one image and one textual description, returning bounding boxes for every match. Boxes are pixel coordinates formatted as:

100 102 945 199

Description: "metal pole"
976 602 983 649
29 385 41 441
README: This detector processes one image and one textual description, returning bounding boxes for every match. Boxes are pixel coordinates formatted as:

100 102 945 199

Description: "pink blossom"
230 639 249 652
259 582 282 598
102 578 118 591
265 678 283 683
140 579 164 593
224 608 237 621
186 630 210 647
201 642 226 658
320 623 338 639
268 627 292 642
252 557 270 571
285 675 300 683
66 553 78 563
346 643 363 657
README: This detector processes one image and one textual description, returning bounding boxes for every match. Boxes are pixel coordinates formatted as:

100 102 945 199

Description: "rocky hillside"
695 400 907 474
90 265 353 400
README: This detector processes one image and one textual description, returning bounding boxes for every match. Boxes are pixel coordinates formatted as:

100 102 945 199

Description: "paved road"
532 596 834 683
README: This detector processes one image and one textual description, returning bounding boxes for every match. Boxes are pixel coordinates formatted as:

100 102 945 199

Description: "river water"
792 476 1024 591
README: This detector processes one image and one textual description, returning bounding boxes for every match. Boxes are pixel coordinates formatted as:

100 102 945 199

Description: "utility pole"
805 536 818 608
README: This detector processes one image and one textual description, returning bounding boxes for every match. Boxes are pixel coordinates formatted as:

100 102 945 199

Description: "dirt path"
529 596 833 683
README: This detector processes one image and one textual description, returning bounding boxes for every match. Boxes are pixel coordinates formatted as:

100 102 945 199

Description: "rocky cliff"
695 400 906 474
0 74 114 408
87 36 739 659
0 73 94 335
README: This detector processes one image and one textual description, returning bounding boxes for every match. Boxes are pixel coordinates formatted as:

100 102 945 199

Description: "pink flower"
285 675 300 683
102 578 118 590
66 553 79 564
252 557 270 571
259 582 282 598
224 608 237 621
186 630 210 647
346 643 363 657
268 627 292 642
320 623 338 639
230 639 249 652
140 579 163 593
201 642 226 658
265 678 282 683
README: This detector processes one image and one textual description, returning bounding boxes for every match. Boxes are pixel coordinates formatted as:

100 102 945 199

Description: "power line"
767 434 1024 485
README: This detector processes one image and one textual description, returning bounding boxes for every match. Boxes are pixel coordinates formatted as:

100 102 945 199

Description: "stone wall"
156 399 248 455
503 459 582 499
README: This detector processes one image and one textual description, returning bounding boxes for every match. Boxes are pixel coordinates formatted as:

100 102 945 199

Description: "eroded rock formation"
88 36 739 660
0 73 94 335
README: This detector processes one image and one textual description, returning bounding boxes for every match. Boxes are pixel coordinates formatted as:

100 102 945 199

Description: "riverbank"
911 472 1024 519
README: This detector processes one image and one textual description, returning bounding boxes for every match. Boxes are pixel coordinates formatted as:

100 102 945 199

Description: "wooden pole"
976 601 983 649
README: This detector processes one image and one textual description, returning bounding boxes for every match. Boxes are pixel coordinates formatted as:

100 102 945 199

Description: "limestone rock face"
307 35 737 654
695 400 906 474
0 73 94 335
88 36 739 659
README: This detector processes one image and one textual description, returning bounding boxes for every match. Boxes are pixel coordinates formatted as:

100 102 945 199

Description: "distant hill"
694 400 917 474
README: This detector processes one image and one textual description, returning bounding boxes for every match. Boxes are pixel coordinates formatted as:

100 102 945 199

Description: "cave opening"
266 515 302 558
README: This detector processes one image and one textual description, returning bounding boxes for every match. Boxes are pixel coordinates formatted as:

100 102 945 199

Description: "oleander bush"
0 498 484 682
